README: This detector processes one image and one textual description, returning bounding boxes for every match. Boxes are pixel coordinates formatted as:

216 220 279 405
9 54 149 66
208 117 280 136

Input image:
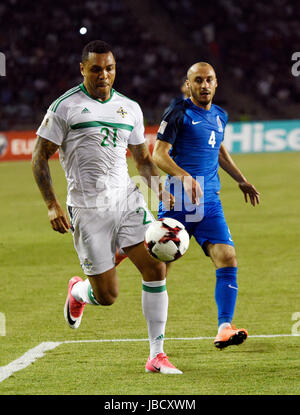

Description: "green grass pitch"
0 152 300 395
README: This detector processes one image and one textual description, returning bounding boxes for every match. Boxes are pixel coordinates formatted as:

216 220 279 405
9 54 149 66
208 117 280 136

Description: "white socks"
71 279 99 305
72 277 168 360
218 322 231 334
142 279 168 359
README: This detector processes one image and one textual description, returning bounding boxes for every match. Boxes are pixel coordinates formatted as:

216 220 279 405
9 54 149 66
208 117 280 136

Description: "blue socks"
215 267 238 326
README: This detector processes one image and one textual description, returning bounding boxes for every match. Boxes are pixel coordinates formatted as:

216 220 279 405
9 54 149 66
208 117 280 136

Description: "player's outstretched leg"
205 243 248 349
213 266 248 348
123 242 182 374
142 279 182 375
213 266 248 349
64 269 116 329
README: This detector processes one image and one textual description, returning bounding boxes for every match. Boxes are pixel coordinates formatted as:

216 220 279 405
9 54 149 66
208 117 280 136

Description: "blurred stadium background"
0 0 300 131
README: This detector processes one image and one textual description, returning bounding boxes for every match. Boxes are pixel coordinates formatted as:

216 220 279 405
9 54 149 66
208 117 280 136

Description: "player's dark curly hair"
82 40 114 62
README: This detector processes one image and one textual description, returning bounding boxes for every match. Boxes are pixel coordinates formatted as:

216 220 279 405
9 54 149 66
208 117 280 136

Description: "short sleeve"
127 103 146 145
220 110 228 142
36 109 69 146
157 105 184 145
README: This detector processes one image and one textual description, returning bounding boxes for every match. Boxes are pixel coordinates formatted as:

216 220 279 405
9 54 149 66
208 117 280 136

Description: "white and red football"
144 218 190 262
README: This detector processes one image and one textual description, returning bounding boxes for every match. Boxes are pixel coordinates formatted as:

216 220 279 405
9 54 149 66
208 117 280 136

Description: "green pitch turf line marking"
0 334 299 383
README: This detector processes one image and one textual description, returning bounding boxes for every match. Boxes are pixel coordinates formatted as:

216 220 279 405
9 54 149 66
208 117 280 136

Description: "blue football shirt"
157 98 228 205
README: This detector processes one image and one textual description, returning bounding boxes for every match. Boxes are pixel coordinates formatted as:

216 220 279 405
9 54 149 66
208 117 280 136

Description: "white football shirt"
37 83 145 208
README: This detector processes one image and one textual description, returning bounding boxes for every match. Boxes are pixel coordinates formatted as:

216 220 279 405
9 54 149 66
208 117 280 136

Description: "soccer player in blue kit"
152 62 260 349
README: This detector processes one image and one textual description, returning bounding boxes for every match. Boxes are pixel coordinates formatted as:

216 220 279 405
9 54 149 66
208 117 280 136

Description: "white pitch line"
0 341 61 383
62 338 150 344
62 333 300 344
249 334 300 338
0 334 299 383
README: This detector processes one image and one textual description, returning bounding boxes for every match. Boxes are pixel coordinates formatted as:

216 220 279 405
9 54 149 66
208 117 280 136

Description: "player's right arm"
153 140 202 205
32 136 70 233
152 105 202 205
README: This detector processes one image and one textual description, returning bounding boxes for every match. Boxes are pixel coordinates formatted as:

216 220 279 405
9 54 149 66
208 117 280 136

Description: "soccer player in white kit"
32 40 182 374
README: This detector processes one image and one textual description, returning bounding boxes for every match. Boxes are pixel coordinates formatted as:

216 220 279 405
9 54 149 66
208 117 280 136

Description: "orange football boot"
214 325 248 349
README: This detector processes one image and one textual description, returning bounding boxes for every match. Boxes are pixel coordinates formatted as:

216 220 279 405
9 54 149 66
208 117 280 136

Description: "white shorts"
68 188 155 275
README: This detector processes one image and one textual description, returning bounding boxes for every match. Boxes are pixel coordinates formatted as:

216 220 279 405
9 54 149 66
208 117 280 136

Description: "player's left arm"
219 143 260 206
128 142 175 210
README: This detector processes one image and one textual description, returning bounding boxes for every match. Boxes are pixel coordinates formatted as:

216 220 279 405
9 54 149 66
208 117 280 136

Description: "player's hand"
182 175 203 205
159 189 175 210
238 181 260 206
47 200 71 233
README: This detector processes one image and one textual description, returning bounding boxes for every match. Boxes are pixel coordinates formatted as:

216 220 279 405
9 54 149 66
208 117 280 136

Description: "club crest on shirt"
83 258 93 271
216 115 223 132
117 107 127 118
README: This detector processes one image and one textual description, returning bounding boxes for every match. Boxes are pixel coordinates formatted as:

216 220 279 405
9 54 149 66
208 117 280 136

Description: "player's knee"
219 251 237 267
142 261 166 282
211 245 237 268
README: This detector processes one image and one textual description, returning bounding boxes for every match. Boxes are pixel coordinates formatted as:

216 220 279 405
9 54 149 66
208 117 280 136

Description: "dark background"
0 0 299 130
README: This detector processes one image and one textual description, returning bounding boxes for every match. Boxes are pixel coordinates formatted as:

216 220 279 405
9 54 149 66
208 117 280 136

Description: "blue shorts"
157 198 234 256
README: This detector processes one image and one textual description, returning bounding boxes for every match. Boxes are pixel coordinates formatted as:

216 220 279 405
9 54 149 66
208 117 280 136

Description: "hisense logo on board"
291 52 300 77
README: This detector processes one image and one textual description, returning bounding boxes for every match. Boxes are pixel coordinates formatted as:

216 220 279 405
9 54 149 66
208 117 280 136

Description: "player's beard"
191 89 212 107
